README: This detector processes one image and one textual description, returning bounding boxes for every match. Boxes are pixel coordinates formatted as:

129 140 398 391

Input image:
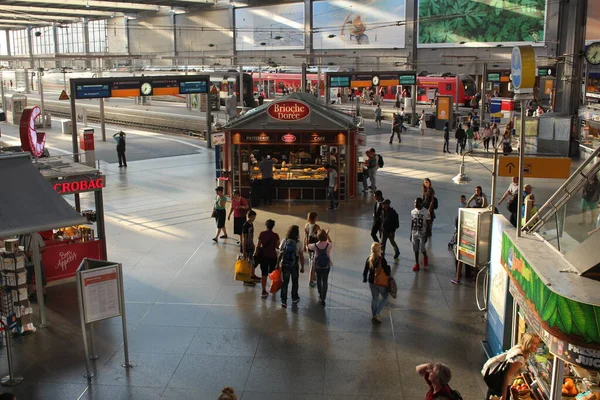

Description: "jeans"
443 138 449 152
370 222 381 242
328 187 338 209
262 178 273 204
466 138 473 152
483 137 490 151
381 230 399 255
367 168 377 190
117 150 127 166
456 139 465 154
389 128 401 143
316 268 330 300
281 265 299 304
369 283 388 316
362 171 370 191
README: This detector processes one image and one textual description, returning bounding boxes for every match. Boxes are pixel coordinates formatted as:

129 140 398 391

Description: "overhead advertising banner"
235 4 304 50
418 0 547 47
313 0 406 49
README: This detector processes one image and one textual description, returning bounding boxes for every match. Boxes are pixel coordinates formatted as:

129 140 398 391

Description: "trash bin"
61 119 72 134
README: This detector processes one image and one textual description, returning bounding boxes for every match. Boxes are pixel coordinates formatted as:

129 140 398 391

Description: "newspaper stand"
76 258 132 380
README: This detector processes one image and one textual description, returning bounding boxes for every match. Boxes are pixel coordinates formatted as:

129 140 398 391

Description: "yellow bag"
234 258 252 282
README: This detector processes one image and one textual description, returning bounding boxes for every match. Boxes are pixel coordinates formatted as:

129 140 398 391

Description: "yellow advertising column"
435 95 453 130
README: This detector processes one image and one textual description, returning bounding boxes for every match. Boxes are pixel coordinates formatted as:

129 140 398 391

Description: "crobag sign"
267 100 311 122
52 176 106 195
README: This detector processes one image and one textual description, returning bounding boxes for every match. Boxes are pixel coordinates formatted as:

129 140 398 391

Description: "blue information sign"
76 84 111 99
179 80 208 94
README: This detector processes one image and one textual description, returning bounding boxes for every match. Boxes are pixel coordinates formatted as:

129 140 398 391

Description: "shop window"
446 84 452 91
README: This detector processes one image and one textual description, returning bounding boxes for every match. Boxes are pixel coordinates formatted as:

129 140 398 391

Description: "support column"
411 0 418 123
554 0 587 115
172 14 178 59
83 18 91 69
480 63 487 122
26 26 34 69
125 18 131 56
5 30 11 57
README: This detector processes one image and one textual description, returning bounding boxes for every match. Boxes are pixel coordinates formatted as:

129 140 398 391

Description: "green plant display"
501 233 600 345
418 0 546 45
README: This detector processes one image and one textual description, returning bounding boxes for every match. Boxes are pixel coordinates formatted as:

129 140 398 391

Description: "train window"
446 84 452 91
391 86 397 95
417 87 426 96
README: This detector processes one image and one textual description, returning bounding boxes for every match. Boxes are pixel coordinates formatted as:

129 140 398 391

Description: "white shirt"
328 169 338 188
411 208 431 237
506 182 519 196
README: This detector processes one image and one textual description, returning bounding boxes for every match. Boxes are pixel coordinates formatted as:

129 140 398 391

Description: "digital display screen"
399 74 416 85
329 76 351 88
179 80 208 94
487 73 501 82
75 84 111 99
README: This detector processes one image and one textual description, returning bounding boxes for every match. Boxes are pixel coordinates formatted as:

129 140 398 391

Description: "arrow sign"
59 90 70 101
498 156 571 179
506 162 516 173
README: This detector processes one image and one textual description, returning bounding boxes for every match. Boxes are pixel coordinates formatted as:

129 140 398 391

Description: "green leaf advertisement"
418 0 547 46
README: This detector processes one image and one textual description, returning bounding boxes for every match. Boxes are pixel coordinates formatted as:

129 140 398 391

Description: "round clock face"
585 42 600 65
140 82 153 95
372 76 380 86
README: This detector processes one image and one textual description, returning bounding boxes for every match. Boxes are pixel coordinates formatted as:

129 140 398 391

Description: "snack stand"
496 229 600 400
35 158 107 284
222 93 359 201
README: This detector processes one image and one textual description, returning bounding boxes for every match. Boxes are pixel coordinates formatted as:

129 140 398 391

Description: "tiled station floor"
1 125 569 399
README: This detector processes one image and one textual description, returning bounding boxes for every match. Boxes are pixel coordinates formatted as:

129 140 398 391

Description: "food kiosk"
493 229 600 400
222 93 359 201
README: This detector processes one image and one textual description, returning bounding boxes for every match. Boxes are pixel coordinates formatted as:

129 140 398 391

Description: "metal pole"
301 63 307 92
99 98 106 142
490 143 499 210
411 83 417 126
70 80 79 163
94 189 107 260
0 73 5 112
118 264 133 368
63 69 67 91
76 272 95 379
550 357 565 400
1 322 24 386
31 235 49 328
38 68 46 129
516 96 529 237
207 93 212 149
88 323 99 360
74 194 81 213
239 65 244 108
480 63 487 122
317 63 321 101
455 74 460 114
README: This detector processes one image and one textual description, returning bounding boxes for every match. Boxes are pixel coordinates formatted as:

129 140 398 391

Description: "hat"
382 199 391 205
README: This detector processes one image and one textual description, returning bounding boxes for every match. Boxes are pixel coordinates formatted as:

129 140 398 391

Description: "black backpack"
377 154 384 168
448 388 463 400
314 243 330 269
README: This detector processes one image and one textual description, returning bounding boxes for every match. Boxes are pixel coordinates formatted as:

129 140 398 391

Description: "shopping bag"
234 258 252 282
268 268 282 293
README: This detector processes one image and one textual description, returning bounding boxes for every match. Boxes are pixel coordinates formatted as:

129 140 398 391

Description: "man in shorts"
410 198 431 272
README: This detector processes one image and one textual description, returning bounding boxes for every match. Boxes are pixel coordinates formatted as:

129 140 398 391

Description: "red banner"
42 240 104 282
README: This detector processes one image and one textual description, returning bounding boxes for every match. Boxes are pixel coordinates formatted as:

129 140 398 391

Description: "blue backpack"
314 243 330 269
281 239 297 268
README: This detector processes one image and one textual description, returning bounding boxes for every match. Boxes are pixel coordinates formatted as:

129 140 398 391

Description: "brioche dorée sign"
267 100 311 121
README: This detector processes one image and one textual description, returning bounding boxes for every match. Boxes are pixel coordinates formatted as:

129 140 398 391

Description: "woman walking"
363 242 391 323
419 110 426 136
254 219 280 298
228 189 250 246
304 212 321 288
422 178 436 237
307 229 332 306
212 186 228 242
278 225 305 308
491 122 501 149
482 123 492 153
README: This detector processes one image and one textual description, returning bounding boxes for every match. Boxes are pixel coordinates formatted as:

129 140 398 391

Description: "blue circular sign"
511 47 522 90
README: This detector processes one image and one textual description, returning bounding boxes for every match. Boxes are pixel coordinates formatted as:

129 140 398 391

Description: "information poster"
457 209 477 266
81 266 121 323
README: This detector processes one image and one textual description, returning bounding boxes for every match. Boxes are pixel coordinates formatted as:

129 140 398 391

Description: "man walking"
371 190 384 243
410 198 431 272
367 148 379 191
443 122 450 153
375 103 382 129
326 164 339 210
455 124 466 155
390 113 401 144
381 199 400 260
259 155 278 205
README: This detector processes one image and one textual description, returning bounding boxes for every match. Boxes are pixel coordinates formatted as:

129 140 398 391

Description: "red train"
250 72 477 106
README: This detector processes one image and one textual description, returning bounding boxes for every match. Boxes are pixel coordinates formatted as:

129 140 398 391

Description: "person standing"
419 110 426 136
371 190 384 243
362 150 372 193
113 131 127 168
212 186 228 242
367 148 379 191
410 198 431 272
466 186 488 208
399 107 408 132
580 174 600 225
228 189 250 246
241 210 260 286
308 229 332 306
255 219 280 298
416 362 454 400
381 199 401 260
326 164 339 210
455 124 466 154
304 212 321 288
375 103 382 129
482 123 492 153
278 225 305 308
498 177 520 227
390 112 401 144
422 178 436 237
363 242 391 323
465 123 474 152
443 122 450 153
491 122 501 149
258 155 278 206
395 90 401 109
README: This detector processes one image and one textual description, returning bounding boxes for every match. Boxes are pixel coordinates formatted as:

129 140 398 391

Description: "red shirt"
231 197 249 218
258 230 279 259
425 372 452 400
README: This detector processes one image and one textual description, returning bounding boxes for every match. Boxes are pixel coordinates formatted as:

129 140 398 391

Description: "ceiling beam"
0 5 116 17
3 13 81 22
0 19 50 26
7 1 160 11
0 24 28 29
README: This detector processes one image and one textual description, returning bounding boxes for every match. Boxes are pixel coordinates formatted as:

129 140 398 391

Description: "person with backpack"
390 112 402 144
442 122 450 153
363 242 391 323
368 147 383 191
416 362 459 400
277 225 305 308
307 229 332 306
422 178 437 237
371 190 384 243
455 124 466 155
254 219 280 298
581 174 600 225
381 199 400 260
304 212 321 288
410 198 431 272
481 332 540 400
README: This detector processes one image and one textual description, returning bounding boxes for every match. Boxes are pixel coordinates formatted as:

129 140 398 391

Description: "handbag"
211 208 217 218
482 349 521 394
374 259 389 287
387 276 397 299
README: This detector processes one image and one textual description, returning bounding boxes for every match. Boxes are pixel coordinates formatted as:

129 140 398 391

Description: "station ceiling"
0 0 214 29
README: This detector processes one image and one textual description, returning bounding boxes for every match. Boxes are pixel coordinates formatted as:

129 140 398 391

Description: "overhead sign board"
498 156 571 179
398 74 416 85
487 73 501 82
329 75 351 88
537 67 556 77
72 75 210 99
